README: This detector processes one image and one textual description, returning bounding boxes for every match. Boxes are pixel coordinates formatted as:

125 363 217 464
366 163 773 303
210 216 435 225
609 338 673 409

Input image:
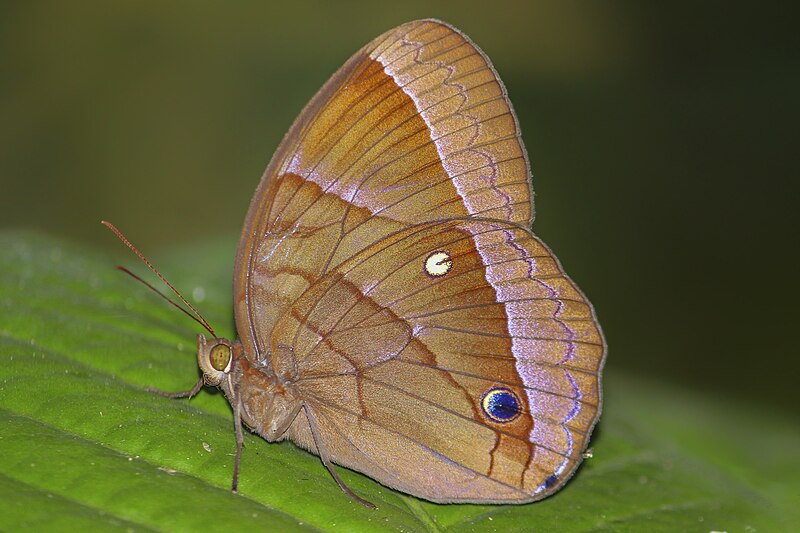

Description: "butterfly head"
196 334 238 386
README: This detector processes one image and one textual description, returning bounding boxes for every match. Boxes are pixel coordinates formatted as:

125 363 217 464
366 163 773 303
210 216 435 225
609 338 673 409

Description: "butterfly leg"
303 402 377 509
231 398 245 493
146 377 204 399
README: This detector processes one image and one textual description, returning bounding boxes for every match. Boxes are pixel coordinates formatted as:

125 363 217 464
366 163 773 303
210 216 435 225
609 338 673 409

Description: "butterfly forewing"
234 19 532 362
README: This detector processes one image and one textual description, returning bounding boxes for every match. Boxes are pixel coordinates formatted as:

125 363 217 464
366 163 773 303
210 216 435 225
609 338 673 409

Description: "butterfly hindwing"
269 219 604 503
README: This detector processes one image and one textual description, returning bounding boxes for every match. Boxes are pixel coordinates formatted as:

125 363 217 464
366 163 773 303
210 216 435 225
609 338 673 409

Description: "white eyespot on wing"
424 250 453 277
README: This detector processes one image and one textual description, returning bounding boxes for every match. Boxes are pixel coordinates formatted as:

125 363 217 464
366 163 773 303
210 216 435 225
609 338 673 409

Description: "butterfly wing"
234 19 532 362
269 219 605 503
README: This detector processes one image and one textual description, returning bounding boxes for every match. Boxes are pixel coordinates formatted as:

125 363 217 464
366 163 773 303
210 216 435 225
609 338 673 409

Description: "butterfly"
110 18 605 507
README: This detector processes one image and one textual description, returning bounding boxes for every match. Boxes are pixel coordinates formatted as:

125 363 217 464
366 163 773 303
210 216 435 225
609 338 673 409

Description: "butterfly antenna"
115 265 213 334
102 220 217 337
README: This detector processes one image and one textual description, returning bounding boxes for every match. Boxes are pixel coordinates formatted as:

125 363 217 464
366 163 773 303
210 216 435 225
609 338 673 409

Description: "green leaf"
1 231 796 532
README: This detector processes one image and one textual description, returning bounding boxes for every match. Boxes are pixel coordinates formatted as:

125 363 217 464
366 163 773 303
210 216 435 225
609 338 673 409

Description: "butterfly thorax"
237 365 301 442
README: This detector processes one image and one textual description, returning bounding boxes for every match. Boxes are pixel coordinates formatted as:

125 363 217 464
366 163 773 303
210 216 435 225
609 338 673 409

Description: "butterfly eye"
209 343 232 372
424 251 453 277
481 388 522 423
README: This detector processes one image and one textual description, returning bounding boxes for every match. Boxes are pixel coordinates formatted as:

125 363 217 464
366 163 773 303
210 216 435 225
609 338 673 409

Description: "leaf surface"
0 231 795 532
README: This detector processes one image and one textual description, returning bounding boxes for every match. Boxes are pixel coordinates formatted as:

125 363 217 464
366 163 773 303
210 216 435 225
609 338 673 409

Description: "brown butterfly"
110 18 605 506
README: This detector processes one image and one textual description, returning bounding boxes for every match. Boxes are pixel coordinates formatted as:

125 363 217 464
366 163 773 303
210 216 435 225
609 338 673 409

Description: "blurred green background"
1 1 796 415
